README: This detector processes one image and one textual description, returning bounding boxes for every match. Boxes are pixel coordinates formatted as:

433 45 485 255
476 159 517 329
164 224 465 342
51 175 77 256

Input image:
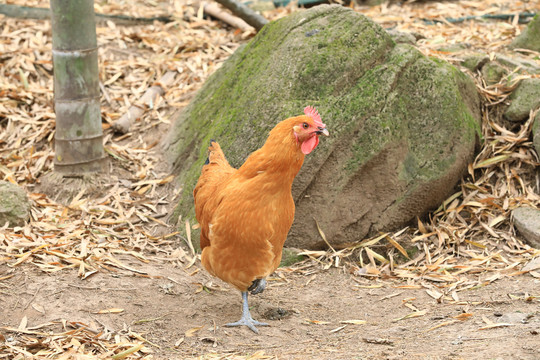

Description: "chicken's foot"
225 291 269 334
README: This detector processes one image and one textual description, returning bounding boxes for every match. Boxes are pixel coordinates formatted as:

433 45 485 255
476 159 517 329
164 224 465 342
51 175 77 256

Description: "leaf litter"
1 0 540 358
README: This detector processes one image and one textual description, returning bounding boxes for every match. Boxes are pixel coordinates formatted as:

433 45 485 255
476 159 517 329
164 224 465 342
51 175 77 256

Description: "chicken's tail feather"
194 139 235 250
204 139 216 165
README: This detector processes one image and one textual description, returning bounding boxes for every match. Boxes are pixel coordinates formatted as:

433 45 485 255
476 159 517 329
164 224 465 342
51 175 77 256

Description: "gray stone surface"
512 206 540 249
510 14 540 52
504 78 540 122
0 181 30 227
533 112 540 156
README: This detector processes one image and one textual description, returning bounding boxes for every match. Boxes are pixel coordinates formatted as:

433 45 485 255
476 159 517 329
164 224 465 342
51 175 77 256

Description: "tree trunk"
50 0 106 174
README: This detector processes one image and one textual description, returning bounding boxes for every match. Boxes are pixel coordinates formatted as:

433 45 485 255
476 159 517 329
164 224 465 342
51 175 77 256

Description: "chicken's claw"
248 278 266 295
226 317 269 334
226 291 269 334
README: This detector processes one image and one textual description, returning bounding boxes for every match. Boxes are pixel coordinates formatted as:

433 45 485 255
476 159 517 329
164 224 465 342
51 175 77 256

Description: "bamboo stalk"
51 0 106 174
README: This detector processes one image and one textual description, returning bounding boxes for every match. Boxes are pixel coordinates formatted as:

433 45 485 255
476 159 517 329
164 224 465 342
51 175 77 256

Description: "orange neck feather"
237 118 305 187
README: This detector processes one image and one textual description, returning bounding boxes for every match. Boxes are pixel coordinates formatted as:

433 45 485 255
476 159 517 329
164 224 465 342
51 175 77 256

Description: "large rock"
510 14 540 52
0 181 30 227
165 5 481 249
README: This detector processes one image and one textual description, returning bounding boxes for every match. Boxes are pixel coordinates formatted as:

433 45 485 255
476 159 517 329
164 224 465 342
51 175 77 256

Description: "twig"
213 0 268 31
112 71 176 134
422 12 536 25
204 2 252 32
23 285 43 310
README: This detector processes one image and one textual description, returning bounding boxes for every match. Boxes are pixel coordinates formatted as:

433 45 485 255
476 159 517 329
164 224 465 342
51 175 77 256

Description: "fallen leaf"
31 303 45 314
111 344 144 359
329 325 347 333
18 316 27 331
94 308 124 314
304 319 331 325
393 309 427 322
454 313 473 321
523 257 540 272
185 326 204 337
478 323 514 330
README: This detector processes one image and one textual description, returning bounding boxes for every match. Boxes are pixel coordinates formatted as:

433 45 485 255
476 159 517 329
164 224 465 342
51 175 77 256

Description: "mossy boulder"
510 14 540 52
165 5 481 249
0 181 30 227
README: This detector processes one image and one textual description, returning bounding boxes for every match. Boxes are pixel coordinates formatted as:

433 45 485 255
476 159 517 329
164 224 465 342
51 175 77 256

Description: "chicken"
193 106 329 333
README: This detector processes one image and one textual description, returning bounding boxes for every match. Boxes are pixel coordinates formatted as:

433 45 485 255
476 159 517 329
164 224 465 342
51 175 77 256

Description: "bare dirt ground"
2 0 540 359
2 259 540 359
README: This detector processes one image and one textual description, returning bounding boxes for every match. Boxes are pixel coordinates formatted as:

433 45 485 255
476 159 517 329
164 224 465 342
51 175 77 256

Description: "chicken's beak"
316 128 329 136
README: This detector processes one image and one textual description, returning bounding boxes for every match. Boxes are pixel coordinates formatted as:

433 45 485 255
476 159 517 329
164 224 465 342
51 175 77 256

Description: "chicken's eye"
302 122 309 129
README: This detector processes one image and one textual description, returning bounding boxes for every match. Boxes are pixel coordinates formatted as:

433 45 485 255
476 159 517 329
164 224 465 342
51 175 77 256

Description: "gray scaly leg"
225 291 269 334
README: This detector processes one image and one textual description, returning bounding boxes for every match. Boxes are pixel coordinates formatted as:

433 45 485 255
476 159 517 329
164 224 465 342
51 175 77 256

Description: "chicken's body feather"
194 121 304 291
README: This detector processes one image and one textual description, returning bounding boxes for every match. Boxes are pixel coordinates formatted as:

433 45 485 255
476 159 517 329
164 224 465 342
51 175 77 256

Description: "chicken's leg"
225 291 269 333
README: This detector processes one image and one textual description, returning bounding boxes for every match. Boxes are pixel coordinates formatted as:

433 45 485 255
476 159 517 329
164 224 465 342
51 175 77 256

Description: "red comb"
304 106 325 128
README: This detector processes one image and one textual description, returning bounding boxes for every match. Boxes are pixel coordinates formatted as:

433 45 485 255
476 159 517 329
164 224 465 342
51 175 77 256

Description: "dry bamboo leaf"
340 319 366 325
365 247 388 264
185 325 204 337
174 337 185 347
185 219 195 255
393 309 427 322
94 308 125 314
380 291 403 301
356 233 388 248
314 218 336 252
478 323 514 330
417 217 428 234
474 154 511 169
453 313 473 321
18 316 27 331
426 320 458 332
386 235 410 259
111 344 144 359
522 257 540 272
329 325 347 333
304 319 331 325
31 303 45 314
426 289 443 300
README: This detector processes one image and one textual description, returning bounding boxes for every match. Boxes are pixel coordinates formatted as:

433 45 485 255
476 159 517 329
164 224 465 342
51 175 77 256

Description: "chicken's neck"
237 130 304 189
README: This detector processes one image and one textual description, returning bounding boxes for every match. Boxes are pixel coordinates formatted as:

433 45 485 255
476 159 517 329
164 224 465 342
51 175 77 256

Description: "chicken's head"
293 106 329 155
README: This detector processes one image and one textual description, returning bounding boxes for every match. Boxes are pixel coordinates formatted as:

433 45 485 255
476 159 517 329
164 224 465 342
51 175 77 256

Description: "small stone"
0 181 30 227
504 78 540 122
495 55 540 75
481 61 507 85
499 312 530 324
461 53 489 72
512 206 540 249
532 112 540 156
